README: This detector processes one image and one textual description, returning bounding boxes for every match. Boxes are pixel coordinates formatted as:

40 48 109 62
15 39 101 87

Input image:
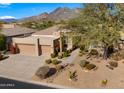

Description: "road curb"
0 75 72 89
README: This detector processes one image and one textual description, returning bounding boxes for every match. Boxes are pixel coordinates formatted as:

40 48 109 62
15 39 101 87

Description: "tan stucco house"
1 24 37 50
12 25 73 56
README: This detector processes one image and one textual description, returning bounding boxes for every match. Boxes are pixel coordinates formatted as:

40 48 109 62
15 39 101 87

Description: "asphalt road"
0 77 55 89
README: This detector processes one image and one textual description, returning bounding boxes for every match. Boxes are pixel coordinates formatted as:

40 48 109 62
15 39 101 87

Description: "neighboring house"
1 24 37 50
12 25 73 56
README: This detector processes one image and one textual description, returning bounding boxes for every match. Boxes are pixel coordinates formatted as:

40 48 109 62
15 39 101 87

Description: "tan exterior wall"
13 37 35 44
39 45 51 55
17 44 35 56
12 36 59 56
2 24 15 29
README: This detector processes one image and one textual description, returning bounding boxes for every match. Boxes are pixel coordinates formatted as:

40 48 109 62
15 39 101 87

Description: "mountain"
47 7 80 22
0 18 16 23
18 7 81 23
19 12 49 22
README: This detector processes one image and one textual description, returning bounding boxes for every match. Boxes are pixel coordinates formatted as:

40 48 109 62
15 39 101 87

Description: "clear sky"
0 3 82 19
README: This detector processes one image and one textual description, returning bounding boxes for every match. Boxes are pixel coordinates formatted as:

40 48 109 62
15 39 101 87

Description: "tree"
21 21 55 30
0 22 6 51
63 4 122 59
0 34 6 51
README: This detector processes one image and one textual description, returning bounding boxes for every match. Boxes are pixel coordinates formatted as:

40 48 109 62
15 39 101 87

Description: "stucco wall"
12 36 58 56
12 37 35 44
2 24 15 29
39 45 51 55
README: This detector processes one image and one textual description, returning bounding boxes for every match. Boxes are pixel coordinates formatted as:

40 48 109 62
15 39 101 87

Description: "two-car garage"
16 43 52 56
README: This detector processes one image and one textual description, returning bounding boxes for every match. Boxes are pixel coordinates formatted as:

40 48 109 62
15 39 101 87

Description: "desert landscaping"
1 3 124 89
32 48 124 88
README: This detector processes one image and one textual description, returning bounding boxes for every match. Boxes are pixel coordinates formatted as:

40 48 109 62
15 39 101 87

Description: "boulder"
35 66 50 79
79 60 90 68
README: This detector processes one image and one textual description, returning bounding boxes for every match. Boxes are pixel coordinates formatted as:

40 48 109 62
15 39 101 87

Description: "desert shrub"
112 51 124 61
86 64 96 70
84 49 89 52
68 49 72 53
56 65 64 72
89 49 98 55
0 35 6 51
63 51 70 57
79 45 85 51
66 49 71 54
51 53 57 58
63 52 68 57
79 60 89 68
101 79 108 86
52 59 59 65
111 53 121 61
58 52 63 59
79 50 83 53
45 59 52 64
109 61 118 67
69 70 77 81
79 50 86 56
79 53 83 57
58 55 63 59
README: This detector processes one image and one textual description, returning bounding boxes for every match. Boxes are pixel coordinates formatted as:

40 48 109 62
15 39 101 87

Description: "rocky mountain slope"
18 7 81 23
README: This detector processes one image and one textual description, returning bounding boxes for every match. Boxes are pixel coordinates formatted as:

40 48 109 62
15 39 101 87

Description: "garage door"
17 44 35 56
39 45 51 55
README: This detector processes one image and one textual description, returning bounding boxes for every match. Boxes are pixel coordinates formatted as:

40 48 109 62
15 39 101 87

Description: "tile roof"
33 25 60 35
1 25 37 37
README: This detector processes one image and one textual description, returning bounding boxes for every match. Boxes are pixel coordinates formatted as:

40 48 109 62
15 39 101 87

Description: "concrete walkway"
0 54 48 80
62 49 79 64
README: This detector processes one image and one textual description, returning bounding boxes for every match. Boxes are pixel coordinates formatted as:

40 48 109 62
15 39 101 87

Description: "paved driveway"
0 54 48 80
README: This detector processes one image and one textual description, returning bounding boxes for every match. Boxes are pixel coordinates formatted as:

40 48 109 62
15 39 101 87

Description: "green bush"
79 60 89 68
86 64 96 70
52 59 59 65
63 51 70 57
63 52 68 57
51 53 57 58
79 50 83 53
109 61 118 67
45 59 52 64
58 52 63 59
79 45 85 51
0 35 6 51
58 55 63 59
66 50 71 54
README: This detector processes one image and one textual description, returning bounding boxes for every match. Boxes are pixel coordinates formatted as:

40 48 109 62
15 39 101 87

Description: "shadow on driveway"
0 77 55 89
